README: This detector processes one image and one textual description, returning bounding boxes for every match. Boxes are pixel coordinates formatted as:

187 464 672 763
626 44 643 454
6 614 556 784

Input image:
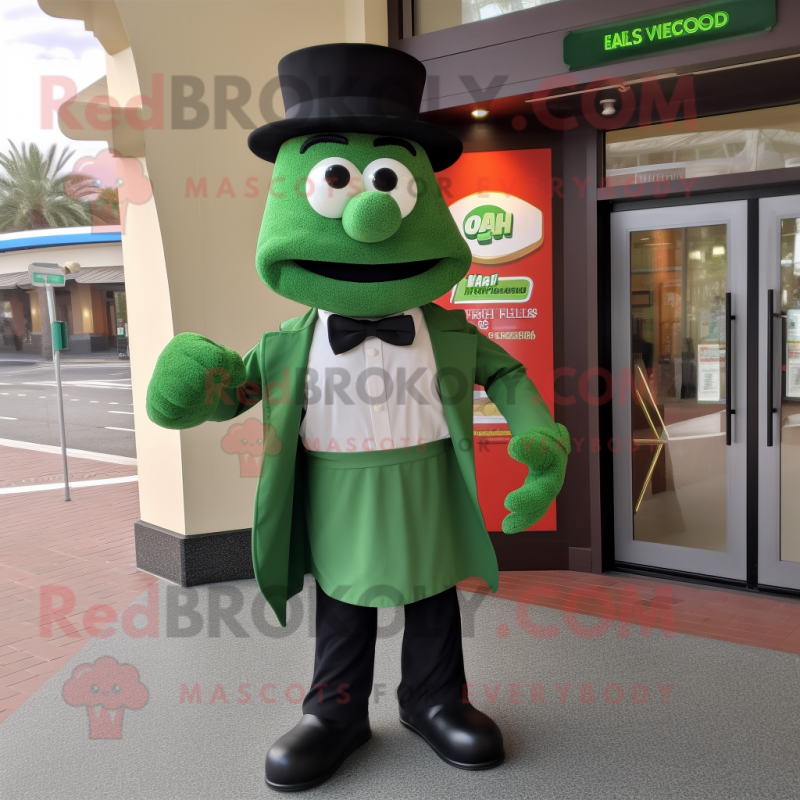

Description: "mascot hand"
146 333 245 429
502 423 571 534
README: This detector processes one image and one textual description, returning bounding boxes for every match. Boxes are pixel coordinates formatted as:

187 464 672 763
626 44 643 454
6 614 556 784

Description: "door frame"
610 201 749 581
604 184 800 593
758 195 800 591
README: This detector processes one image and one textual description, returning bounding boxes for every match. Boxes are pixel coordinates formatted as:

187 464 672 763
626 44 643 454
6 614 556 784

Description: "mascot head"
247 43 471 317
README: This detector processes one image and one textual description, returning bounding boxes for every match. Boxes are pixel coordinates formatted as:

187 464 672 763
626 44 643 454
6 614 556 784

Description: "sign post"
28 263 70 502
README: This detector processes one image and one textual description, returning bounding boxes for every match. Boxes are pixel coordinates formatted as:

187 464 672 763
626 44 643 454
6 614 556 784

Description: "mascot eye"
363 158 417 218
306 157 363 219
91 685 100 693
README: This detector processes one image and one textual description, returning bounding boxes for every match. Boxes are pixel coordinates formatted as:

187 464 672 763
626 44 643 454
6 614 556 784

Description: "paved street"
0 362 136 458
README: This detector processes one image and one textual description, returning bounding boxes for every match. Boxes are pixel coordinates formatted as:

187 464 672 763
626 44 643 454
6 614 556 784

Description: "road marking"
90 400 99 403
70 398 79 402
17 393 25 396
22 381 132 390
109 402 119 405
0 416 17 420
0 438 136 464
0 474 138 495
0 392 7 395
38 396 46 399
109 410 134 415
105 426 134 432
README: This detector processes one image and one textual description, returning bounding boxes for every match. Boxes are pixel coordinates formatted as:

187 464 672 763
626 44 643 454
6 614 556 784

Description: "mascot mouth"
293 258 440 283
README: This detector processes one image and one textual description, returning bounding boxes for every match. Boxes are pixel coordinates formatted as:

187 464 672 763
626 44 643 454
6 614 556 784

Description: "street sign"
27 262 66 286
27 261 71 501
30 273 65 286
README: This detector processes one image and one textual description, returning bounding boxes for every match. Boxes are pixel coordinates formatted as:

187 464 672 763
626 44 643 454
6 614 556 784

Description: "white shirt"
299 307 450 452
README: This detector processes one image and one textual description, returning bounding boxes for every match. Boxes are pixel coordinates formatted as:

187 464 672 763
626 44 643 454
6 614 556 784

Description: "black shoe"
399 701 504 770
265 714 371 792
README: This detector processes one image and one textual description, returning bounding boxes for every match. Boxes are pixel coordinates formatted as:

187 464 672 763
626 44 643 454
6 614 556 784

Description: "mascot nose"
342 191 402 243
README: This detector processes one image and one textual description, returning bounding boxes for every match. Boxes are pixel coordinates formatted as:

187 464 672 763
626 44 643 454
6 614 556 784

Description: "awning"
0 272 26 289
74 267 124 284
0 267 124 290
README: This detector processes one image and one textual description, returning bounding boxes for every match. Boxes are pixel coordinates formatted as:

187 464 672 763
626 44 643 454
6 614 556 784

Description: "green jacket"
210 302 555 625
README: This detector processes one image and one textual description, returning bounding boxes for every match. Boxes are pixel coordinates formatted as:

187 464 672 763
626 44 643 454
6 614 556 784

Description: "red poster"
437 149 555 531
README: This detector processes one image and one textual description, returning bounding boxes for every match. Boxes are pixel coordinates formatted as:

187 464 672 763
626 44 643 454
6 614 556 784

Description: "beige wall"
69 283 93 334
42 0 387 536
29 291 41 333
0 242 122 276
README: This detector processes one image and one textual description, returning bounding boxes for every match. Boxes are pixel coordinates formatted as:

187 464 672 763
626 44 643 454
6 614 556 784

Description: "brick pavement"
4 442 800 727
0 444 136 489
458 570 800 654
0 444 154 723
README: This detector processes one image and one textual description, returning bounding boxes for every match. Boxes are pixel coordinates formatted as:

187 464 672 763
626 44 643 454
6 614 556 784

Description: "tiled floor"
457 571 800 654
4 442 800 728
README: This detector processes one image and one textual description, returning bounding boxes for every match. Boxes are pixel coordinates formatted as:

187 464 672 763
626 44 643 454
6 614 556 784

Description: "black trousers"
302 580 467 722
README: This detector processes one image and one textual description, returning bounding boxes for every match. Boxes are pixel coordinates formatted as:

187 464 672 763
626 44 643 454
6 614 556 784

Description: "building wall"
69 284 93 334
91 288 108 335
29 291 41 334
42 0 389 541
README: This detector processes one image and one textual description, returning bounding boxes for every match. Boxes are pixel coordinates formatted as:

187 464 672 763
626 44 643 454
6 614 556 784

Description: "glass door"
611 202 748 580
759 196 800 591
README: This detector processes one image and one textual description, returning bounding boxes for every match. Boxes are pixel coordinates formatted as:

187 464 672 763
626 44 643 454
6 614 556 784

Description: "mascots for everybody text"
147 43 570 792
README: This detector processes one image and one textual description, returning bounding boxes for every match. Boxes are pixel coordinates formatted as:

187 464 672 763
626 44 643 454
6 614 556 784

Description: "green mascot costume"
146 43 570 792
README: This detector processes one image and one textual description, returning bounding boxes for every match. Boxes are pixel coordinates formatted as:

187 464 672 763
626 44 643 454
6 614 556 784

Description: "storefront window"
629 224 729 552
606 104 800 186
412 0 563 36
780 217 800 563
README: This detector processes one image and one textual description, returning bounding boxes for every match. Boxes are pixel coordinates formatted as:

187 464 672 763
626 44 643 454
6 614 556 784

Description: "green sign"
563 0 776 71
51 321 69 351
31 272 65 286
463 205 514 245
452 274 532 303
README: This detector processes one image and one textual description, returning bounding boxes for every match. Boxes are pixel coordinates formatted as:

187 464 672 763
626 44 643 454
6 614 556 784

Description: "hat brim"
247 115 462 172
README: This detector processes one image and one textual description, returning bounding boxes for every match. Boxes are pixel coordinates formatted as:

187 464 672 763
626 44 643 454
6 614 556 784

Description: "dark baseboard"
488 530 568 571
134 521 253 586
134 522 577 587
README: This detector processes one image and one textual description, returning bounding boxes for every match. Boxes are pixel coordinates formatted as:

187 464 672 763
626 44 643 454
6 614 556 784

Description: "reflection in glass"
780 218 800 563
606 104 800 186
413 0 561 35
629 225 728 552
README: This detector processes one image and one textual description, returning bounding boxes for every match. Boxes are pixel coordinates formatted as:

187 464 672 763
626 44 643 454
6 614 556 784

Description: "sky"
0 0 108 169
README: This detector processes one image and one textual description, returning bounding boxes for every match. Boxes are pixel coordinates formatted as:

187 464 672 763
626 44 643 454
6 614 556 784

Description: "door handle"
726 292 735 446
767 288 787 447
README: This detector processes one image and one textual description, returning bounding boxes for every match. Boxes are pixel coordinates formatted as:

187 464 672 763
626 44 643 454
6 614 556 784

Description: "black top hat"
247 43 462 172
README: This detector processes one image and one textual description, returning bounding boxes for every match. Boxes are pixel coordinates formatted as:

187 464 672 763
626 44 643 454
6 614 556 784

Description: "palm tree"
91 186 121 227
0 142 94 232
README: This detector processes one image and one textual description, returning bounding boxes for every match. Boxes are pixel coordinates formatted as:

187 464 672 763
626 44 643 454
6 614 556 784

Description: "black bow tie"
326 313 416 356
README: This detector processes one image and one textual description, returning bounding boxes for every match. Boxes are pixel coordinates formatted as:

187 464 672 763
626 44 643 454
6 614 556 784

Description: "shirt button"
374 403 385 412
366 347 378 356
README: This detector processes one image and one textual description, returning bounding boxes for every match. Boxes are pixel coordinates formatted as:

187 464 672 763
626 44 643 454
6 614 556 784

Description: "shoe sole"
265 728 372 792
399 718 504 771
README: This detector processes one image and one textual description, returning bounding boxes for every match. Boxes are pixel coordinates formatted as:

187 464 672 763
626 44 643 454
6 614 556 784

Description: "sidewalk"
0 351 125 365
0 443 153 723
3 439 800 731
0 444 136 490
